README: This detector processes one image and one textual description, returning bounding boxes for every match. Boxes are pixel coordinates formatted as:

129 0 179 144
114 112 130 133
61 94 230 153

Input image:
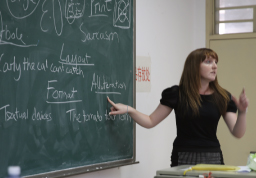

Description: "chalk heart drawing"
6 0 41 19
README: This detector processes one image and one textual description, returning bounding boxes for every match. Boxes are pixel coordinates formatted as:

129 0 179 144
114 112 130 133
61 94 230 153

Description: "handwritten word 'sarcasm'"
80 23 119 43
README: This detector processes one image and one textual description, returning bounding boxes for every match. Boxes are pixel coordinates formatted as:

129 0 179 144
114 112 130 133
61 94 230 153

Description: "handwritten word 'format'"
47 80 82 104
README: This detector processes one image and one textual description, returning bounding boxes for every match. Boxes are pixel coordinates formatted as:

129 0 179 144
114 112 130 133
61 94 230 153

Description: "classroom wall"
68 0 206 178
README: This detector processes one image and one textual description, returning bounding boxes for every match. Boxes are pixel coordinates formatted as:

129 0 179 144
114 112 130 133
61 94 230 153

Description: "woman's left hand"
232 88 249 113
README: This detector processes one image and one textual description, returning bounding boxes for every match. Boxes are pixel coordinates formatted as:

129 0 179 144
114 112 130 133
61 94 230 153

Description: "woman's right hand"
107 97 173 128
107 97 129 115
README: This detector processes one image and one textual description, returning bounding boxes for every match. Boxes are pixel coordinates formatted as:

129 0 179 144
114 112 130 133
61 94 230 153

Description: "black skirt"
171 146 224 167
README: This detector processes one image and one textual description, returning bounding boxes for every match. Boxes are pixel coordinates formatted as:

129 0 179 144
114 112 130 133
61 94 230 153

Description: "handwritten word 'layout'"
0 0 132 122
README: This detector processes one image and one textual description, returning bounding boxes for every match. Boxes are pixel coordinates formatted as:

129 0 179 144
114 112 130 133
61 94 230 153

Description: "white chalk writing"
80 23 119 43
91 73 126 94
90 0 112 17
0 105 52 122
46 80 82 104
66 108 131 123
0 10 38 47
59 43 94 66
0 105 131 123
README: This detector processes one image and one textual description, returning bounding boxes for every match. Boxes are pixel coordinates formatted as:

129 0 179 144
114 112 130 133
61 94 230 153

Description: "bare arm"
107 97 173 128
223 88 249 138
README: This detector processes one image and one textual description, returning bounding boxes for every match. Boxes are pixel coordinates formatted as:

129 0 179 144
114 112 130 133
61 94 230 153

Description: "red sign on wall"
136 56 151 92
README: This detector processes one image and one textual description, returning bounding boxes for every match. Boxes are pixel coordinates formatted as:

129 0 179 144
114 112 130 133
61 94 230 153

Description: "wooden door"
210 38 256 165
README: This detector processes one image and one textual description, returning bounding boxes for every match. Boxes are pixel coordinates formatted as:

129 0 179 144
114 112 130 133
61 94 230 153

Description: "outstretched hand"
232 88 249 113
107 97 128 115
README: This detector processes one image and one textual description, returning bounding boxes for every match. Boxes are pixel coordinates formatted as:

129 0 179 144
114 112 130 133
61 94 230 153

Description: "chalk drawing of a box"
113 0 131 29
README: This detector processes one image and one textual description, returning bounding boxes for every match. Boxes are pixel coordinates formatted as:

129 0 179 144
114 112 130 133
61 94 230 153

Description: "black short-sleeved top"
160 85 237 150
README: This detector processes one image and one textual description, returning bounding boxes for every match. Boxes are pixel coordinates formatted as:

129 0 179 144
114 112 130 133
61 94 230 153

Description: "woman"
107 48 249 166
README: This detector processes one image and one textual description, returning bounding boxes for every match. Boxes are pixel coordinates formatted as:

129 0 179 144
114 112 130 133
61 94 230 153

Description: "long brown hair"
179 48 230 116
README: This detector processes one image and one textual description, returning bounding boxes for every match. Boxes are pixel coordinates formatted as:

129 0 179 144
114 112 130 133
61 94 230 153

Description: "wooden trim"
206 0 215 47
206 0 256 47
216 5 256 10
216 20 253 23
209 32 256 40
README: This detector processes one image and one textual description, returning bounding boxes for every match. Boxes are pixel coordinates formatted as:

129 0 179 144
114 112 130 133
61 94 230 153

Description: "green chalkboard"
0 0 135 177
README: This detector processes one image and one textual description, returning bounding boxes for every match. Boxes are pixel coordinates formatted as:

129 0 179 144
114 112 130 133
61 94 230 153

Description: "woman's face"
200 56 218 83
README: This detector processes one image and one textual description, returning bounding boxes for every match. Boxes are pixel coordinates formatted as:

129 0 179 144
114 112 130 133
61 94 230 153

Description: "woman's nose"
213 62 217 69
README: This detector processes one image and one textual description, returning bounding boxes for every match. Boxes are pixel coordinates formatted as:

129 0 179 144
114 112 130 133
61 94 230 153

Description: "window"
215 0 256 34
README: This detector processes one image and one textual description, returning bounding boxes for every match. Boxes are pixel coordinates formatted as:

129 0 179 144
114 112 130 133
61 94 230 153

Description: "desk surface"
155 165 256 178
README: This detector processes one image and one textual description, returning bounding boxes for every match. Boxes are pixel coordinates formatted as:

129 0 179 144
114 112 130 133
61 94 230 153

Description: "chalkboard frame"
0 0 137 177
25 159 138 178
22 0 137 177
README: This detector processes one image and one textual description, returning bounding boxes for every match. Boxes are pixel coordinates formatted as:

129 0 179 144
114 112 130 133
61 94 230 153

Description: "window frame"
206 0 256 47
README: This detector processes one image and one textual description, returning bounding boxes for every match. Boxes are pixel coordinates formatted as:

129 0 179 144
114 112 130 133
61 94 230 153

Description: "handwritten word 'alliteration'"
91 73 126 94
0 105 52 122
66 109 131 123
